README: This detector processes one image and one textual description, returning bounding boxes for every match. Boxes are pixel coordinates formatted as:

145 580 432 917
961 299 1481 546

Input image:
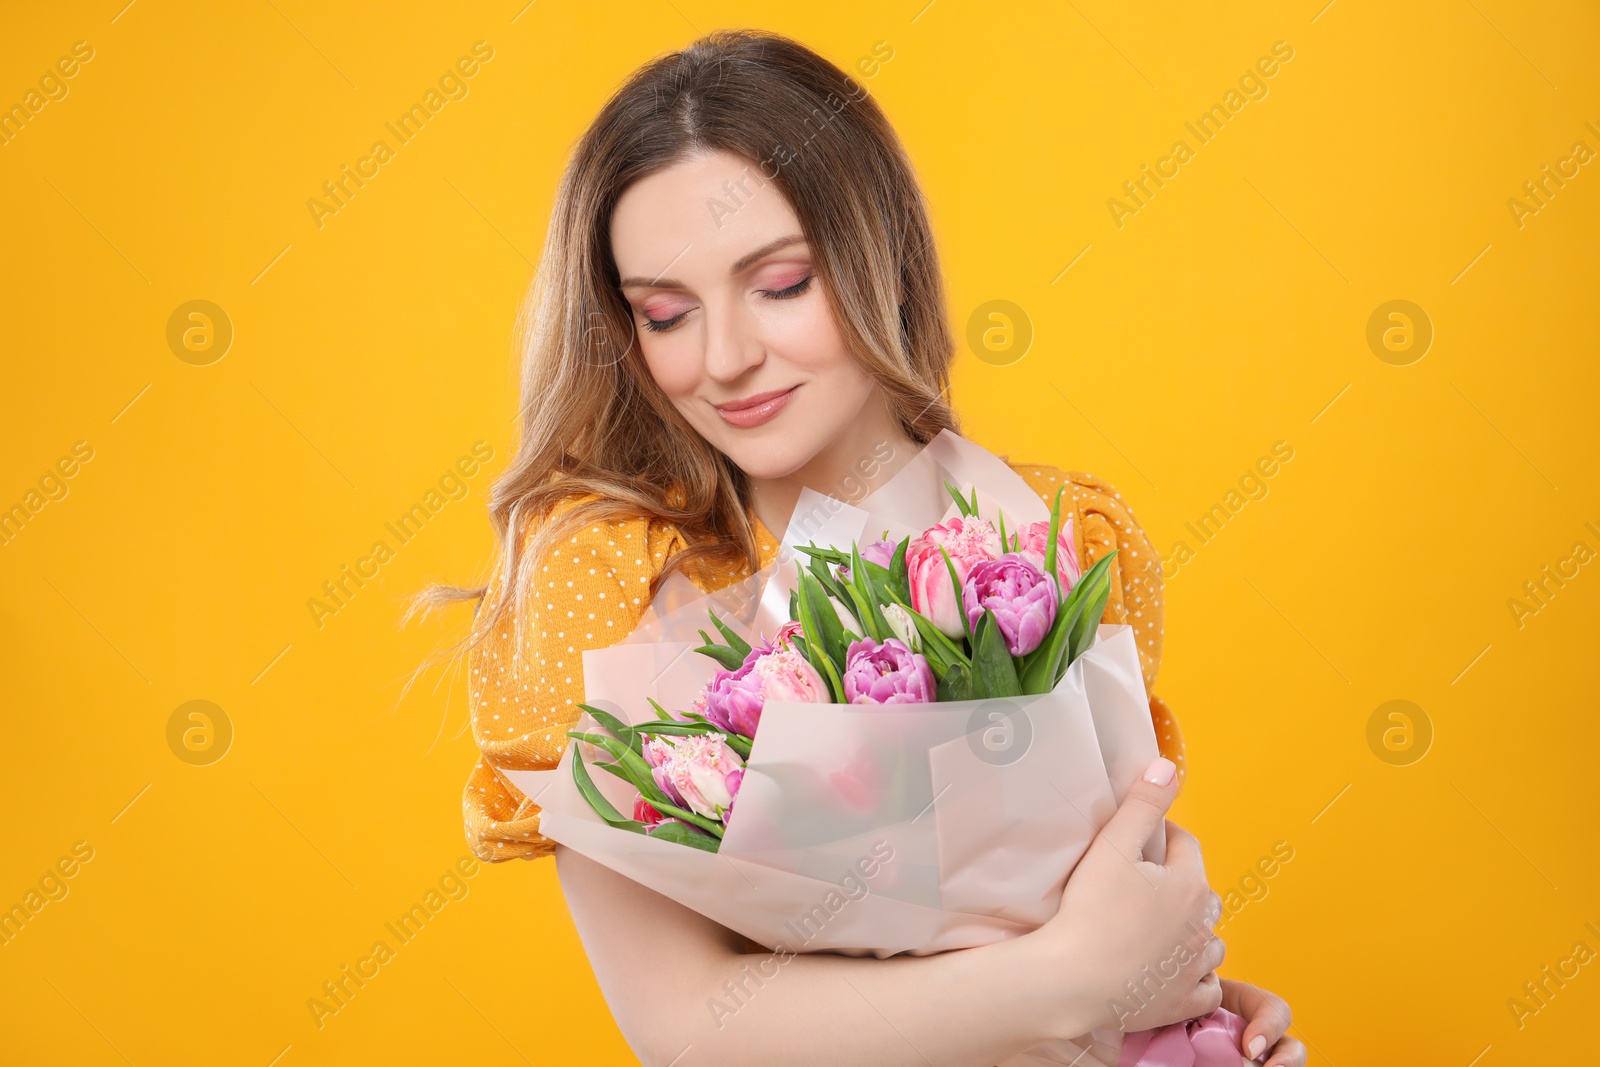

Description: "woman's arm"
558 756 1225 1066
557 845 1054 1065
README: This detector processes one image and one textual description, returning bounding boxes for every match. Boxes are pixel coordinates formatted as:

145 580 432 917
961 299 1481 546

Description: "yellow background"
2 0 1597 1063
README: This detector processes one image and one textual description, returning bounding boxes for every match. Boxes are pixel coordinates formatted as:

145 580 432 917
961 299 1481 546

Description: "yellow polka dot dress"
462 463 1186 862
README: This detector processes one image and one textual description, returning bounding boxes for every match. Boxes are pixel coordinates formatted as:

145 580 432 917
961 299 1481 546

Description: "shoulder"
1003 461 1147 531
1003 460 1177 772
1005 459 1158 580
517 489 689 582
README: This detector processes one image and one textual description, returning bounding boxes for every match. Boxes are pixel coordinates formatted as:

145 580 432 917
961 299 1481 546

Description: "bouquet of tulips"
562 477 1119 853
503 430 1214 1066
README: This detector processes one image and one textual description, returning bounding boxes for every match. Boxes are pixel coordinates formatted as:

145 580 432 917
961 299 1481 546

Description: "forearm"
650 932 1082 1067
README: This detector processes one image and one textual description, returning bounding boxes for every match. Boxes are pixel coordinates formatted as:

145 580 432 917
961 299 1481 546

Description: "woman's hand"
1022 755 1227 1039
1222 977 1304 1065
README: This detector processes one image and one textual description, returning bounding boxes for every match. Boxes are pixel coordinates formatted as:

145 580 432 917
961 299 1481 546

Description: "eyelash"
640 275 813 334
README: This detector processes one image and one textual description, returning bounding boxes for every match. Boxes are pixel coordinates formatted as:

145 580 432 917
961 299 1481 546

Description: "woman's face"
610 149 881 481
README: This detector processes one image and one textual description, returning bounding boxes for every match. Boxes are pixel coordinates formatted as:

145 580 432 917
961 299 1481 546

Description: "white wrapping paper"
503 430 1163 1064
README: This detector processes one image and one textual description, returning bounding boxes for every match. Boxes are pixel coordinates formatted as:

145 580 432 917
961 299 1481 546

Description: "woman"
422 28 1304 1067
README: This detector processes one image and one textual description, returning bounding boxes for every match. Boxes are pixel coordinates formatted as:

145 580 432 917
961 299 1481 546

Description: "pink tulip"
906 515 1002 638
702 621 828 738
1013 516 1081 596
643 732 746 823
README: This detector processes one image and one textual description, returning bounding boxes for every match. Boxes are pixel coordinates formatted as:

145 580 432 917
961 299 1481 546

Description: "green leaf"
788 587 800 625
1063 566 1114 679
570 746 645 831
971 609 1023 698
639 721 753 758
693 641 748 670
807 546 838 589
918 647 953 681
642 796 726 838
882 585 970 670
861 558 894 589
1014 550 1116 692
1018 585 1086 694
566 729 673 810
1064 551 1116 639
860 561 906 643
577 703 641 757
936 661 973 702
810 555 867 633
944 480 973 517
888 536 910 603
796 572 846 702
1042 484 1068 598
800 571 847 672
707 609 752 659
840 580 882 643
970 486 979 515
590 758 636 788
849 541 892 641
997 510 1008 554
647 697 675 721
645 818 721 851
793 543 850 564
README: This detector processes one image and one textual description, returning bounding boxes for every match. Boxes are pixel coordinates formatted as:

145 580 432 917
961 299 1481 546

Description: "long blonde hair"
410 28 960 660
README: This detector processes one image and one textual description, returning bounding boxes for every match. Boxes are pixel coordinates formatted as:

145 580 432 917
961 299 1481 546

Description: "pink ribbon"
1117 1008 1249 1067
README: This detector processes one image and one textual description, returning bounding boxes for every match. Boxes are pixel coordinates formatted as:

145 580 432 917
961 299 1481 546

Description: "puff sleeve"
462 500 687 862
1011 464 1187 784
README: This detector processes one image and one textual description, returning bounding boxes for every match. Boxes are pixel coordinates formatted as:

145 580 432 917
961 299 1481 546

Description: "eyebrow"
619 233 808 290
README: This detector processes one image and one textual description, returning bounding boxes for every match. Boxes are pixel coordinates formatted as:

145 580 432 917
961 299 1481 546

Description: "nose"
702 296 765 384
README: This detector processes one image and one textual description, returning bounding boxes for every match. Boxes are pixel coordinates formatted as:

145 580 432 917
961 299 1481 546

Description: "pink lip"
714 386 798 428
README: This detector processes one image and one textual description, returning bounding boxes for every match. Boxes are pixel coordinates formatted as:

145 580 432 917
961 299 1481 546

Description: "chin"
713 432 821 481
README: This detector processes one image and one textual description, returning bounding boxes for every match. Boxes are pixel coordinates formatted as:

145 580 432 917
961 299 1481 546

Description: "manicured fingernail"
1247 1036 1266 1059
1142 757 1176 785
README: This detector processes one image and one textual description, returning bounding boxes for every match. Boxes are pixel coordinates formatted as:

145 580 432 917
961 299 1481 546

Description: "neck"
745 393 921 541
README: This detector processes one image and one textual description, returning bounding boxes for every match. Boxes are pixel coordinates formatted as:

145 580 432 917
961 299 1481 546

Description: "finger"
1188 970 1223 1018
1096 757 1177 862
1220 979 1291 1061
1163 819 1198 850
1160 821 1207 876
1263 1035 1306 1066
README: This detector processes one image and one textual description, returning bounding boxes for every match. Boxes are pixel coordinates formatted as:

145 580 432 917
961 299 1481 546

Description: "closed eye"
640 275 814 333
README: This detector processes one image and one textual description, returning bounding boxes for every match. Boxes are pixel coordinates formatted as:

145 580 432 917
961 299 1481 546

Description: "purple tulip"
961 553 1058 656
837 537 899 583
701 621 827 738
842 637 937 704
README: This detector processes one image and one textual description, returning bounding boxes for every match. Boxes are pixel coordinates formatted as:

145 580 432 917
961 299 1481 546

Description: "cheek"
639 342 700 399
771 290 858 377
772 295 876 428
